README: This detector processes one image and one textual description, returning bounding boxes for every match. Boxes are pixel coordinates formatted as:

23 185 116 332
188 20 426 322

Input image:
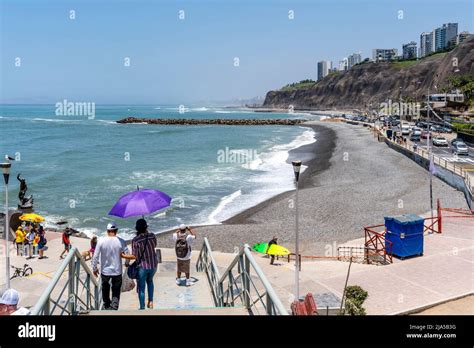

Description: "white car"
411 127 422 136
432 136 448 147
401 123 410 135
452 142 469 155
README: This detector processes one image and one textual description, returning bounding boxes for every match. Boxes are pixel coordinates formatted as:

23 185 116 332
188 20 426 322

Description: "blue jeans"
137 267 156 310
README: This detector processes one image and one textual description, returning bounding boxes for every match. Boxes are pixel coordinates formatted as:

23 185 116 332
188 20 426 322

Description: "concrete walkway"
2 211 472 315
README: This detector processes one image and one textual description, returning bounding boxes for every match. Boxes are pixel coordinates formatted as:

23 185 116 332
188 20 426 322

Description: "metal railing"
30 247 102 315
196 238 289 315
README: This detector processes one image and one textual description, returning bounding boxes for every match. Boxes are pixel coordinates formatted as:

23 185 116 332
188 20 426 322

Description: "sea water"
0 104 317 239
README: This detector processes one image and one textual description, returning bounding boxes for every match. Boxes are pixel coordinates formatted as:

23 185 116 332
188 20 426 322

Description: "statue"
17 173 34 209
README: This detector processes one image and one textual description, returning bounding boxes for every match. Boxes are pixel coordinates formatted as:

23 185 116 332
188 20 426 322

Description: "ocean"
0 104 318 239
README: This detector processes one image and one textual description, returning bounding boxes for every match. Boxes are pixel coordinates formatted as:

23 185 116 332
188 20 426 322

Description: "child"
81 236 97 261
32 233 40 257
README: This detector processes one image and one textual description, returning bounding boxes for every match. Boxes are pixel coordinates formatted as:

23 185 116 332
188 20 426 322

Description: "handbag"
127 234 149 279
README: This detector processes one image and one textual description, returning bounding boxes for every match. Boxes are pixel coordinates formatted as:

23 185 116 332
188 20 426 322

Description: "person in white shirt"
92 222 129 310
173 224 196 287
0 288 29 315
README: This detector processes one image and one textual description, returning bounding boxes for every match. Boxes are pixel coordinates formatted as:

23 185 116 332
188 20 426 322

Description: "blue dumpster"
384 214 424 259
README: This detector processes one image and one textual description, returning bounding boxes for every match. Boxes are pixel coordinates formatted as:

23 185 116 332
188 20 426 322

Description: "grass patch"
280 79 316 92
392 60 420 68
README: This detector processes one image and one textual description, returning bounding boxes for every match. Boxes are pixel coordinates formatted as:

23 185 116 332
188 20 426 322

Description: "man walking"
92 222 129 310
173 224 196 287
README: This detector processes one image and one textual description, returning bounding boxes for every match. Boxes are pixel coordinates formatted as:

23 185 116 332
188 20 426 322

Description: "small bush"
344 285 368 316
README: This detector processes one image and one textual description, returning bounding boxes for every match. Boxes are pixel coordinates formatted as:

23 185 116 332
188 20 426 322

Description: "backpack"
175 233 189 258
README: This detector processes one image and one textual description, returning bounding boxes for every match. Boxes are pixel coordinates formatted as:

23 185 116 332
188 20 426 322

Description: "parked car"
401 123 411 135
411 127 422 136
421 131 431 139
432 136 448 147
440 127 452 133
430 125 443 132
452 142 469 156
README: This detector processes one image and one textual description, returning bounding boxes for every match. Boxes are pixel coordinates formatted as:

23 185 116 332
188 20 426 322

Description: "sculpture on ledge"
17 173 34 209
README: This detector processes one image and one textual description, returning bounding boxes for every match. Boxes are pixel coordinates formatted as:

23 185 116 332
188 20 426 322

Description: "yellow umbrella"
19 213 45 223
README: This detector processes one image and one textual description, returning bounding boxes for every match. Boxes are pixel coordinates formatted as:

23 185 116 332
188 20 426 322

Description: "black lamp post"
292 160 302 300
1 158 12 290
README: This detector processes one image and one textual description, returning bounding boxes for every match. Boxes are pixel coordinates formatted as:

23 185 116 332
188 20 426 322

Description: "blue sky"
0 0 472 104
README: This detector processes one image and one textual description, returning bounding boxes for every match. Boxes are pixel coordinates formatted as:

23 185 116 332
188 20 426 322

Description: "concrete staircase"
86 258 248 316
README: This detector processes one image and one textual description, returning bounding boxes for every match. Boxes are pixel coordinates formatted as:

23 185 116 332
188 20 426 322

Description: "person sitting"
81 236 98 261
0 289 19 315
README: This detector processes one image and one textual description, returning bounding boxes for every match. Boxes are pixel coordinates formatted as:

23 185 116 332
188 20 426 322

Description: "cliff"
263 37 474 110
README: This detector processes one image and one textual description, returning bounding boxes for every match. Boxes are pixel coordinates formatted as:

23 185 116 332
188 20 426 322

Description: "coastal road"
416 138 474 166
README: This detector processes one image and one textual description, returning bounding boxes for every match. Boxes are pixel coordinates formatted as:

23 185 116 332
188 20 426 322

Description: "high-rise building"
338 57 348 71
347 53 362 69
317 60 332 80
420 32 434 57
434 23 458 51
402 41 417 60
372 49 398 62
457 31 471 45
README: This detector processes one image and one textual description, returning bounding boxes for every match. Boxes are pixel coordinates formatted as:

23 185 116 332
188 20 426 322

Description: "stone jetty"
116 117 304 126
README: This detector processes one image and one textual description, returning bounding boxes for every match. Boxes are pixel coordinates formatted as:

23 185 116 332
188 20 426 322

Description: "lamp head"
292 160 302 182
1 162 11 185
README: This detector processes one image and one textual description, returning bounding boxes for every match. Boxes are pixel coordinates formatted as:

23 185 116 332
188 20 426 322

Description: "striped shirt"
132 232 158 270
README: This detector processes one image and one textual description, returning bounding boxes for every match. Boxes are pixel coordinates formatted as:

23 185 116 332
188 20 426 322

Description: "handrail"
196 238 289 315
30 247 101 315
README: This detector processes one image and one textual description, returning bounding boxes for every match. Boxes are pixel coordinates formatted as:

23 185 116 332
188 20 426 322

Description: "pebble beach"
155 121 468 255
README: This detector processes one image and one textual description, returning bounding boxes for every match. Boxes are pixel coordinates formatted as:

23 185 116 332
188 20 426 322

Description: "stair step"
84 306 248 316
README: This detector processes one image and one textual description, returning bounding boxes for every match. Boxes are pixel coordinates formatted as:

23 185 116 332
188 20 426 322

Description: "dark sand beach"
155 121 468 255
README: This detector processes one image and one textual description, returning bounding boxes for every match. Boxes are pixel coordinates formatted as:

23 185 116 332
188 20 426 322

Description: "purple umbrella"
108 188 172 218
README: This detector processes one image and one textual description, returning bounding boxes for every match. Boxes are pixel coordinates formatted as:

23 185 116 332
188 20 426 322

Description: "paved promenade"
1 209 472 315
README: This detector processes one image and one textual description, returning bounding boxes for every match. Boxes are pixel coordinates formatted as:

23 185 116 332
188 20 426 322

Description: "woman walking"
125 219 158 310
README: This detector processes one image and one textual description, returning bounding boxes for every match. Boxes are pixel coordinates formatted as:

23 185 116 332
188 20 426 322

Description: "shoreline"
223 123 335 224
149 123 327 239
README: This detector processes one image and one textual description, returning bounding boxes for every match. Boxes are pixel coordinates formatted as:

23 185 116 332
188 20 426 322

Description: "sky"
0 0 473 104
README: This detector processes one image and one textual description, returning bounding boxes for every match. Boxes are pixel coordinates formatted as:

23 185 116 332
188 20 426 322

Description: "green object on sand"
252 243 290 256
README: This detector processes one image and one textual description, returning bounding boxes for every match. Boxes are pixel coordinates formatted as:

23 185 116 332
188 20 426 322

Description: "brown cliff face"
263 37 474 110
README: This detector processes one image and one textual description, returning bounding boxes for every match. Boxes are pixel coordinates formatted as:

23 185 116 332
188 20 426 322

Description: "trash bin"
384 214 424 259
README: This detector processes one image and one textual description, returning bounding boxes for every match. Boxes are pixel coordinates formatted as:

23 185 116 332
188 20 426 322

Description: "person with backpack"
173 224 196 287
122 219 158 310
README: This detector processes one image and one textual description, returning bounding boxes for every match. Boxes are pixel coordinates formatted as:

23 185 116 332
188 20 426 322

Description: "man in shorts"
173 224 196 287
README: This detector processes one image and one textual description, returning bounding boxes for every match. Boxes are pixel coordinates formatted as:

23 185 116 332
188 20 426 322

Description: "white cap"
179 224 186 231
0 289 19 305
107 222 118 231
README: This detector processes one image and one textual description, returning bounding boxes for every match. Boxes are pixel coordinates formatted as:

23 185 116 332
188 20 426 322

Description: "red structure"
291 293 318 316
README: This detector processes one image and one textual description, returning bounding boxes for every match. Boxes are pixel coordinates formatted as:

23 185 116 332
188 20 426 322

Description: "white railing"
196 238 289 315
30 247 101 315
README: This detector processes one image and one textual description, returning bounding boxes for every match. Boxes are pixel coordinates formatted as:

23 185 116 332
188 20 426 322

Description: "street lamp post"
292 160 302 301
1 160 12 290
